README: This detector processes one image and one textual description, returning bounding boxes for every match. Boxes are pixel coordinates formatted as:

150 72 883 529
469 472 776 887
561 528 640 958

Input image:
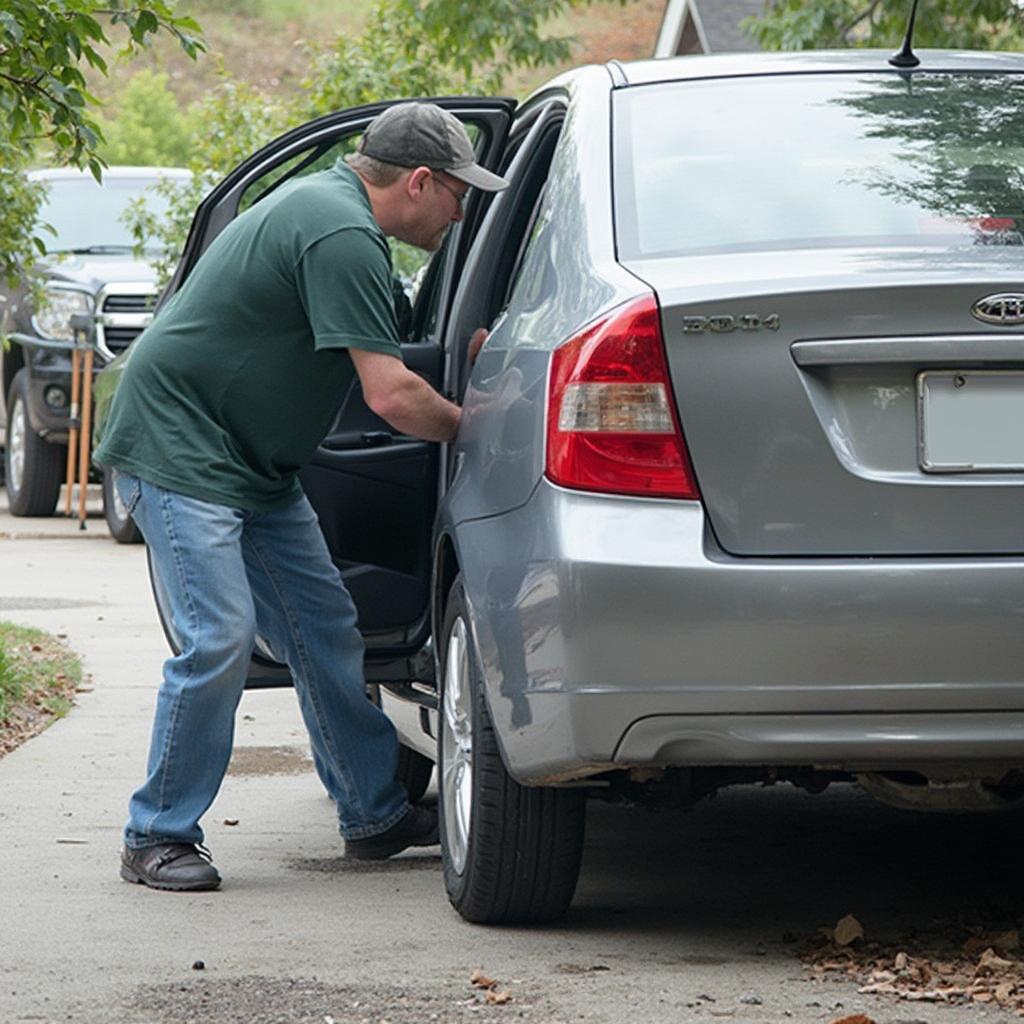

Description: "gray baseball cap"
358 102 508 192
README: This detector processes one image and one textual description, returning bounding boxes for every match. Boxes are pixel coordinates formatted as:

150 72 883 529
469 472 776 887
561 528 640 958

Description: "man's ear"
406 165 432 200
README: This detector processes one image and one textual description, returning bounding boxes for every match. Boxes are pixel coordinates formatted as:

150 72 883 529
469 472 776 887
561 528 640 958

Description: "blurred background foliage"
746 0 1024 51
6 0 1024 286
3 0 665 283
109 0 653 278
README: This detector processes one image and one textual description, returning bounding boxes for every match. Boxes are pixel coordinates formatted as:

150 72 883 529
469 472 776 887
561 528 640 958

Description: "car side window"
443 103 565 398
485 117 563 324
237 136 358 213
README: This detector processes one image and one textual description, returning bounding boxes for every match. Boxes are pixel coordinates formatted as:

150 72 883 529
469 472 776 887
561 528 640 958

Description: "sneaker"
120 843 221 891
344 805 439 861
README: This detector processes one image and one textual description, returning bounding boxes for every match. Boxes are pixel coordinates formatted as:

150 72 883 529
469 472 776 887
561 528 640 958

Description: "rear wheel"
5 370 64 517
102 467 142 544
439 576 585 923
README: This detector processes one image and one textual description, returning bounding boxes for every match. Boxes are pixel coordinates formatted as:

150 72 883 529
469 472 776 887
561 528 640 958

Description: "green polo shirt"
94 160 401 511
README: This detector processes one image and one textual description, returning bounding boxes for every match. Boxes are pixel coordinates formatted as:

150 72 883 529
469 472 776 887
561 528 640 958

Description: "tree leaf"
834 914 865 946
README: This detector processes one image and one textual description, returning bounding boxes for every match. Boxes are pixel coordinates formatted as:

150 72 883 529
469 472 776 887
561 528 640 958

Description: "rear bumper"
615 712 1024 771
453 482 1024 783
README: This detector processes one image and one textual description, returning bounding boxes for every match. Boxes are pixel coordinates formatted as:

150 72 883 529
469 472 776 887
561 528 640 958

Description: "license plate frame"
918 370 1024 473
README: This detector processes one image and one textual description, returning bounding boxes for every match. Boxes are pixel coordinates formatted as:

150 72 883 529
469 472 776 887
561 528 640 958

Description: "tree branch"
837 0 884 43
0 70 89 147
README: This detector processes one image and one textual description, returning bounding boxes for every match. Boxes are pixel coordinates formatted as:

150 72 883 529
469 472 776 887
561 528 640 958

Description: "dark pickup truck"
1 166 188 540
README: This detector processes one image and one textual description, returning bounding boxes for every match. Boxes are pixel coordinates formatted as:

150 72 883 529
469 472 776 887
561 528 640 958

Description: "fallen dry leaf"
470 969 497 989
834 914 865 947
966 931 1021 957
859 982 899 995
904 987 962 1002
829 1015 876 1024
978 948 1017 975
484 989 511 1006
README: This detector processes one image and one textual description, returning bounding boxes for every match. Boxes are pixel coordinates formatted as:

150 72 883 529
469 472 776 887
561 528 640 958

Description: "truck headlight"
33 285 93 342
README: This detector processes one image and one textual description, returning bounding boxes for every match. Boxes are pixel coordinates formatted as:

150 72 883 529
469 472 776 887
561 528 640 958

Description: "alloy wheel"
7 394 26 495
441 615 473 874
109 473 129 523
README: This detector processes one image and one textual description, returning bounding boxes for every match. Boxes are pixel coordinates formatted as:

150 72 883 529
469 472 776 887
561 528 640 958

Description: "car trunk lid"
624 247 1024 556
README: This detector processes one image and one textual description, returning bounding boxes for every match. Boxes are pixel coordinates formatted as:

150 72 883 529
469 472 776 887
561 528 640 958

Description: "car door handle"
320 431 394 451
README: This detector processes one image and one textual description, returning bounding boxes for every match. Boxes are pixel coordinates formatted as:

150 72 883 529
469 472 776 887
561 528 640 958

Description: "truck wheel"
5 370 64 517
101 467 142 544
438 576 585 923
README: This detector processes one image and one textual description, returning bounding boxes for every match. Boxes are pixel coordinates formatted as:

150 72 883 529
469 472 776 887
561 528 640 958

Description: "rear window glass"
613 72 1024 259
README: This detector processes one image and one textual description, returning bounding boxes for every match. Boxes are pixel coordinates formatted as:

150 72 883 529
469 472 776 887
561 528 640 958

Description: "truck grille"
102 326 144 352
96 286 157 359
103 293 154 314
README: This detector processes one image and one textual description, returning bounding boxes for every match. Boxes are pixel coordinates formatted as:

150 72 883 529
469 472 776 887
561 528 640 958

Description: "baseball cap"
358 102 509 192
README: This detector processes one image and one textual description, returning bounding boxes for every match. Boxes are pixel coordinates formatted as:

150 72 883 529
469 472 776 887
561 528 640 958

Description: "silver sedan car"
143 49 1024 924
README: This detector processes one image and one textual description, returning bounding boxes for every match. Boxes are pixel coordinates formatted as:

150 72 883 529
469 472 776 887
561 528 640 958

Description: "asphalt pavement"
0 487 1021 1024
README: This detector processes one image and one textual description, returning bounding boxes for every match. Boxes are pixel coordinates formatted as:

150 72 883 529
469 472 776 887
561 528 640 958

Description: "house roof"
655 0 764 57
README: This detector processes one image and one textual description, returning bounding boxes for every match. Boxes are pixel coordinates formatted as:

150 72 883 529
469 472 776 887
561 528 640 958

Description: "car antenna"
889 0 921 68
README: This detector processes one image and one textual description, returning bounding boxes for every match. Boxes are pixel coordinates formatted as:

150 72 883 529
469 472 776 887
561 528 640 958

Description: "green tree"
124 68 294 284
131 0 622 283
305 0 610 113
95 70 193 167
0 0 204 282
746 0 1024 51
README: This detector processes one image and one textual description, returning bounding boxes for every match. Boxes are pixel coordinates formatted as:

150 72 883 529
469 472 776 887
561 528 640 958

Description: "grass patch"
0 622 82 757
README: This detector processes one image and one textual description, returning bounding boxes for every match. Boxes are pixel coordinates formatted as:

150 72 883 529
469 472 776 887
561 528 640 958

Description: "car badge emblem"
682 313 780 334
971 293 1024 326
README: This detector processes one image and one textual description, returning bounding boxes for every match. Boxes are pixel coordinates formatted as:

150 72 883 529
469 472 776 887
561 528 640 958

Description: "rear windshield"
613 72 1024 259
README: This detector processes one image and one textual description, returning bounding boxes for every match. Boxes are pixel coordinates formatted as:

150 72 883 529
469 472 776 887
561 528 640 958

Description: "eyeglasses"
431 173 469 209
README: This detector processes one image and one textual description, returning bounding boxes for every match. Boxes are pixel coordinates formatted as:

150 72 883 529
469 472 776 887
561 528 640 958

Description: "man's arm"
349 349 460 442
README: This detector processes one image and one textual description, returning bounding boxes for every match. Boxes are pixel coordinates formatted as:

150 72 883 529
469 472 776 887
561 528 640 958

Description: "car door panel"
301 344 440 636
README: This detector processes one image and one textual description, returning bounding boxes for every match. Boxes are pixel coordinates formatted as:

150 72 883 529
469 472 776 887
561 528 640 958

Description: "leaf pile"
803 915 1024 1016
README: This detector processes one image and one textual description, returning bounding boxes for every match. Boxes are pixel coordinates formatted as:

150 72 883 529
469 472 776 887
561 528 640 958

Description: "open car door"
152 97 516 688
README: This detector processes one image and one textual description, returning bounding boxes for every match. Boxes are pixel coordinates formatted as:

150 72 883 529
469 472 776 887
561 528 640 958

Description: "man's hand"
350 349 460 442
467 328 488 365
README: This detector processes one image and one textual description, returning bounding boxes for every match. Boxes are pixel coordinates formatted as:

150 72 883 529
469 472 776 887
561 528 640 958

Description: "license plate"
919 370 1024 472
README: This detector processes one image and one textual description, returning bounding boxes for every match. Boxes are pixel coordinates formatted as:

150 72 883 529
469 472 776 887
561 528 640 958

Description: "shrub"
95 70 194 168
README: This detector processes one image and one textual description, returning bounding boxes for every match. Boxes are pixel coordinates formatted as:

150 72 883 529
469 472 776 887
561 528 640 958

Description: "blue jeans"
114 472 409 849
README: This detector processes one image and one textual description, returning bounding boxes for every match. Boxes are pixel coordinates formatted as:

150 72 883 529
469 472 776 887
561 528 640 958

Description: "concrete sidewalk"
0 492 487 1024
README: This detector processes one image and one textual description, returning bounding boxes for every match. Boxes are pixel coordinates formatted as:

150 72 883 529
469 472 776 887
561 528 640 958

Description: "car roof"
27 166 190 182
615 48 1024 87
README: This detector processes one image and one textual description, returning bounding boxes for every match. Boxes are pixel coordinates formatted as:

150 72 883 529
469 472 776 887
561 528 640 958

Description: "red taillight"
545 295 699 499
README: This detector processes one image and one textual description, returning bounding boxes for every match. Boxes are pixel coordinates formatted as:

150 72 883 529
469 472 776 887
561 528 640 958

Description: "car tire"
101 467 143 544
4 370 64 517
396 743 434 804
438 575 585 924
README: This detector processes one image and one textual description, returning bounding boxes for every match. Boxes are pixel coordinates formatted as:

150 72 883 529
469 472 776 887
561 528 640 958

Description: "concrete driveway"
1 488 1021 1024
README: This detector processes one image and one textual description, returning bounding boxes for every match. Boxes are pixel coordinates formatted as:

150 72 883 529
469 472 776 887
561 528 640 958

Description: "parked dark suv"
1 166 189 539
